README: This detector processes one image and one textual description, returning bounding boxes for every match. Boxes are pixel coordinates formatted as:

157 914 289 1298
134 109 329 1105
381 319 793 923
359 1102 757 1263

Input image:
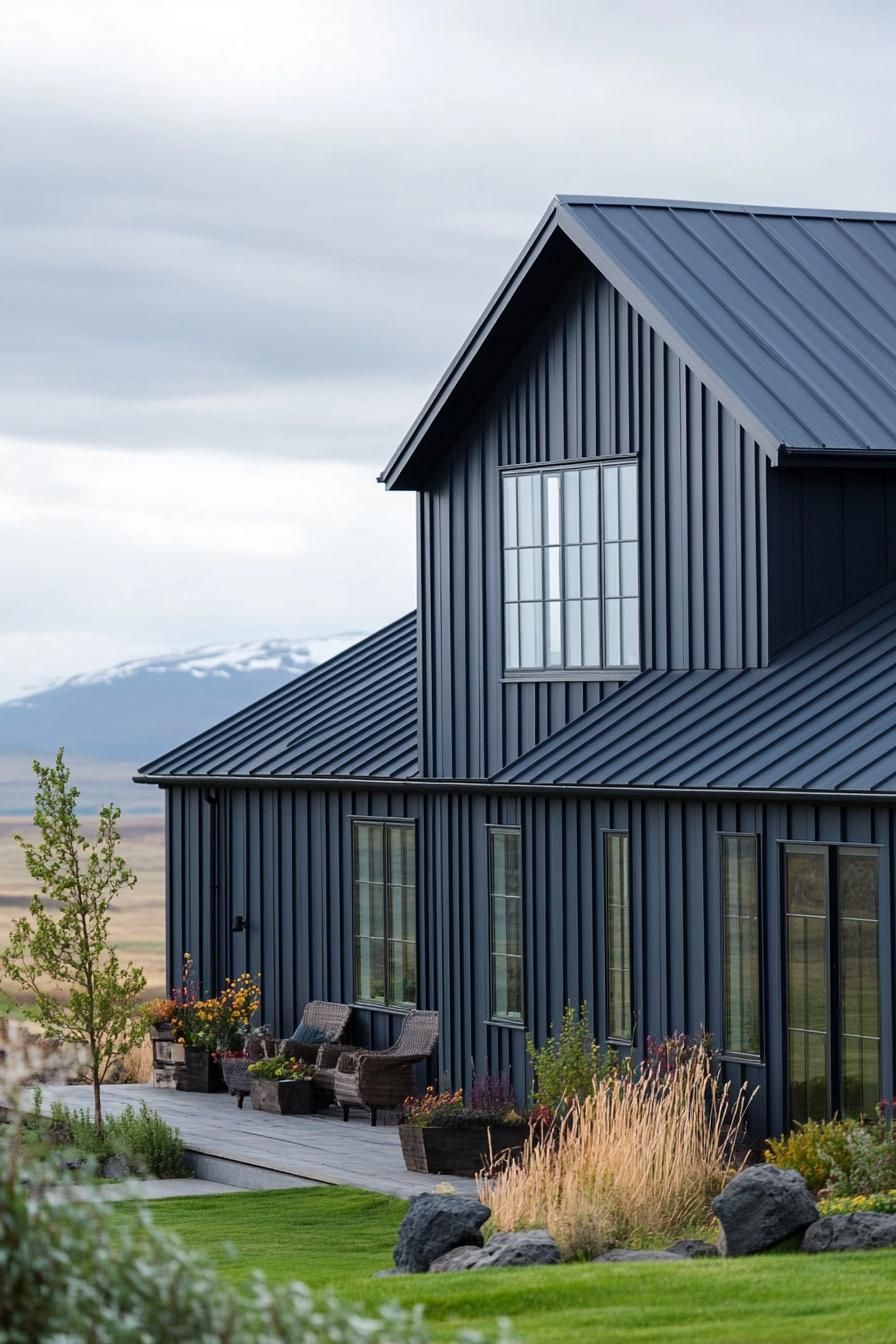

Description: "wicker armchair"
279 1000 352 1065
332 1009 439 1126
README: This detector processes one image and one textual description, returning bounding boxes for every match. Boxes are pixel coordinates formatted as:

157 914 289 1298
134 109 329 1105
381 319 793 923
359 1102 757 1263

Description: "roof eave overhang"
133 772 892 806
378 197 784 492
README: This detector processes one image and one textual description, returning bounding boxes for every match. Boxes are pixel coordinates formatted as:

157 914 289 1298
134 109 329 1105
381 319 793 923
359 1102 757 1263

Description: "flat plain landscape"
0 815 166 999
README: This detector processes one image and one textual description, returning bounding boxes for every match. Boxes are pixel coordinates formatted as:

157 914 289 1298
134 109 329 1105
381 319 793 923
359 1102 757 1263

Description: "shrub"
110 1103 188 1178
765 1112 896 1196
0 1155 514 1344
29 1100 187 1178
479 1046 751 1259
819 1189 896 1215
525 1003 616 1107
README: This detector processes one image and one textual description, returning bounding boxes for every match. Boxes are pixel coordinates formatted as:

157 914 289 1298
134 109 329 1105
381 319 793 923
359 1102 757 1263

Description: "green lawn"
120 1186 896 1343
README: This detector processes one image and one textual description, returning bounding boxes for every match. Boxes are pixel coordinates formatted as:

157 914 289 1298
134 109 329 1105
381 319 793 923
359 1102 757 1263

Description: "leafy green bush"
110 1102 188 1178
765 1113 896 1196
0 1147 514 1344
526 1003 616 1108
29 1100 187 1179
765 1118 859 1192
820 1189 896 1215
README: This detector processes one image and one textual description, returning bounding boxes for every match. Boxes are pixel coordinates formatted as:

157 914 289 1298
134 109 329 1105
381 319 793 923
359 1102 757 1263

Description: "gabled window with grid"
502 460 639 673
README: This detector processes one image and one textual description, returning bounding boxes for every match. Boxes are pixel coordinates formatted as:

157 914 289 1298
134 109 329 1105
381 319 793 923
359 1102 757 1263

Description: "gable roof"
381 197 896 489
492 583 896 796
137 613 418 782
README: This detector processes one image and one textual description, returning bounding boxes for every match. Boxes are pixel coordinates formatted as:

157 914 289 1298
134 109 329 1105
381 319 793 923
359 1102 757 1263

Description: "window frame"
500 455 640 679
487 824 525 1026
351 817 418 1011
719 832 763 1063
781 839 883 1125
604 829 633 1046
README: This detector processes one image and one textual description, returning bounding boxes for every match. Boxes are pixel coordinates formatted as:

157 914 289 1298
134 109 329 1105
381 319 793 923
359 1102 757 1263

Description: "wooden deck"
39 1084 478 1200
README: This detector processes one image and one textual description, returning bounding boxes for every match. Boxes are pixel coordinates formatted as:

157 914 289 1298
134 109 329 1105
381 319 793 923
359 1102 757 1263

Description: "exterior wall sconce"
231 914 247 933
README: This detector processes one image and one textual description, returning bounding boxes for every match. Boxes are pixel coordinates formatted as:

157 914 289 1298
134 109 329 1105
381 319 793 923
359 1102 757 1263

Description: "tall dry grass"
478 1050 753 1258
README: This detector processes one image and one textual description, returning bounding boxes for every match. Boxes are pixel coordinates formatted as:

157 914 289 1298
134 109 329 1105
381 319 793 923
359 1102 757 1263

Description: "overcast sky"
3 0 896 700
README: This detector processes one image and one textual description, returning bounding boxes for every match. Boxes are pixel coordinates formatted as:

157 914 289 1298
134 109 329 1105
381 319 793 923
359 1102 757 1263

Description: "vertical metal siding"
768 466 896 653
165 782 895 1139
418 257 771 780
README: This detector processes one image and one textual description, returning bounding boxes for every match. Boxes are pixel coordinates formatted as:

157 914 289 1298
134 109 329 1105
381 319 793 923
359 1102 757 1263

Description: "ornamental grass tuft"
478 1044 752 1259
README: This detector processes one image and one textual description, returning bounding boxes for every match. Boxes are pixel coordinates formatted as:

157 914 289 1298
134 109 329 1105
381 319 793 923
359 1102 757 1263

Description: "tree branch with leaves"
0 750 147 1128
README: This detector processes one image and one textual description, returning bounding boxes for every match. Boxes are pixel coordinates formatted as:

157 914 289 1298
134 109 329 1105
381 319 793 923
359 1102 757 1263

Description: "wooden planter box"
250 1078 315 1115
399 1122 530 1177
178 1046 225 1093
150 1024 182 1089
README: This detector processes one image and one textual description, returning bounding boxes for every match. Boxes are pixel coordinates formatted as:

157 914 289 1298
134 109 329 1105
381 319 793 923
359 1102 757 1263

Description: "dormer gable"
382 196 896 493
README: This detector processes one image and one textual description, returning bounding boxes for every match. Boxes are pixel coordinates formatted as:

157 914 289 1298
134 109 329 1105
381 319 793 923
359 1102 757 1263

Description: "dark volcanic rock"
802 1213 896 1254
712 1165 818 1257
666 1239 718 1258
393 1194 491 1273
428 1246 490 1272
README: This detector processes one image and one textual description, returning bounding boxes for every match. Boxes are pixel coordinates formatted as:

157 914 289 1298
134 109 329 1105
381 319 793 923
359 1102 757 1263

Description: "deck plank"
36 1085 480 1199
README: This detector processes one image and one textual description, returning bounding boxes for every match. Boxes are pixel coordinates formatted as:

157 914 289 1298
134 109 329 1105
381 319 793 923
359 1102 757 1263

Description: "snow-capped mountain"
0 634 364 814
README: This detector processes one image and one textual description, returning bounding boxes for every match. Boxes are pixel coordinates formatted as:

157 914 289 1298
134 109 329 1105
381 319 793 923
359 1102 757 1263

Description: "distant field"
0 815 166 999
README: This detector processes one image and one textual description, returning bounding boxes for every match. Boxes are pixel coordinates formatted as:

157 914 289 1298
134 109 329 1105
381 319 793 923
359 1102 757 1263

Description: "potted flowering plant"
398 1074 549 1176
164 955 262 1092
247 1054 318 1115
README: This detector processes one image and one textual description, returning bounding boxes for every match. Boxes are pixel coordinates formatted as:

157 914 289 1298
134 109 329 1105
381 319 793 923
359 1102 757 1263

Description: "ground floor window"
721 834 761 1058
605 831 632 1042
352 819 417 1008
785 843 880 1124
489 827 523 1021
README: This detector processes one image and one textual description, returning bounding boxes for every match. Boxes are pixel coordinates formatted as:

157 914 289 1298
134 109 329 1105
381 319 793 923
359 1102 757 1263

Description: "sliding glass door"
785 844 880 1124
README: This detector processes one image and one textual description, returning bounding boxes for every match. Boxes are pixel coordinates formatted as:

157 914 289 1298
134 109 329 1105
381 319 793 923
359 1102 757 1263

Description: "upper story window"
502 460 639 674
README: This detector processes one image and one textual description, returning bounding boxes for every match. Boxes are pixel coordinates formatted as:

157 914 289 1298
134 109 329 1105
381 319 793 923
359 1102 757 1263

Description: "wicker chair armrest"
356 1053 421 1081
316 1042 347 1068
335 1051 362 1074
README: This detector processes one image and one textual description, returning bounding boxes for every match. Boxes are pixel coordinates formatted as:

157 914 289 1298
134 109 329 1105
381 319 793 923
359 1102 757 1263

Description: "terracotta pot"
398 1122 530 1177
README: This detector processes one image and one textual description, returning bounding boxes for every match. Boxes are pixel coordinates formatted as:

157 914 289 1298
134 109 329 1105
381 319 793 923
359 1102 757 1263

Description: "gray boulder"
595 1249 686 1262
802 1213 896 1254
100 1153 131 1180
666 1239 718 1258
476 1231 561 1268
428 1246 490 1272
394 1194 491 1273
712 1165 818 1257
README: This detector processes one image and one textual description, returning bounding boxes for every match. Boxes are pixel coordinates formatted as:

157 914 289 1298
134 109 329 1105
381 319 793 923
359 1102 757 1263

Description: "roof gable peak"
381 195 896 490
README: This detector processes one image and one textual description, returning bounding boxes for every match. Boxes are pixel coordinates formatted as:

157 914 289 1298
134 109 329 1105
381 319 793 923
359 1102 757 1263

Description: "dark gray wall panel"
419 258 770 780
768 466 896 652
165 782 895 1141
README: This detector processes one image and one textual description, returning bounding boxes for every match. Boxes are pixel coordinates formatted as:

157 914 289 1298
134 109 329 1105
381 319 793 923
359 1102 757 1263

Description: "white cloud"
0 437 415 700
2 0 896 692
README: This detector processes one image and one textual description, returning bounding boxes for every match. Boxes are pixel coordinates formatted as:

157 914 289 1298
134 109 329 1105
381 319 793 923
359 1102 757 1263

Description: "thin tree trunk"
92 1061 103 1132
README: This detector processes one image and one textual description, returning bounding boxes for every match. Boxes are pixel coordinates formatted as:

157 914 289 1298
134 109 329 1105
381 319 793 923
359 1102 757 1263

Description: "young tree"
0 749 147 1128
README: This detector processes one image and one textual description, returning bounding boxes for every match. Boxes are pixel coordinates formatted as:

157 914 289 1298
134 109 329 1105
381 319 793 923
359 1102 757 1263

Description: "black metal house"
137 197 896 1139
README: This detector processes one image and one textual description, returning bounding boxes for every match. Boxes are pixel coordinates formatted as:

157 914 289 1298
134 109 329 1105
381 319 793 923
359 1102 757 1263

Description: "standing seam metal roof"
492 583 896 794
381 197 896 489
138 612 418 780
561 199 896 454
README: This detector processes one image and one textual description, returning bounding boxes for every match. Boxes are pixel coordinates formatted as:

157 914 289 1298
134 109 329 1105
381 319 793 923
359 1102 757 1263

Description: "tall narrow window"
721 835 761 1058
489 827 523 1021
353 820 416 1008
502 460 639 673
605 832 631 1042
839 847 880 1119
